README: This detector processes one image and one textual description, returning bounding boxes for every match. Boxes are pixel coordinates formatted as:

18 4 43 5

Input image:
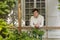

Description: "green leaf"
0 27 2 31
58 7 60 10
5 9 10 12
58 0 60 2
0 10 6 14
0 35 3 40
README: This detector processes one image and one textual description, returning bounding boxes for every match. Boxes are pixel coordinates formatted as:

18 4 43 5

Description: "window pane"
29 3 34 8
25 15 30 26
37 0 40 1
25 0 29 2
25 9 29 14
25 3 29 8
38 9 40 14
29 9 33 15
41 3 45 9
41 9 45 13
41 0 45 1
25 15 29 20
36 3 40 8
30 0 34 2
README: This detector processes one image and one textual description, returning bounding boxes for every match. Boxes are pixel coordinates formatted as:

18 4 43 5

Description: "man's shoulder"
30 16 34 20
39 15 44 19
39 15 44 17
31 16 34 18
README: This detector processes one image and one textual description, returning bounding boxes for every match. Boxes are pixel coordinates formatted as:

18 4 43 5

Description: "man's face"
33 11 39 18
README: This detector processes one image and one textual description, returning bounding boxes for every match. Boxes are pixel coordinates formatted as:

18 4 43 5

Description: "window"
22 0 45 26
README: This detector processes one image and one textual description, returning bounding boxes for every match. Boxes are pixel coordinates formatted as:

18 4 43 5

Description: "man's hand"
35 24 39 29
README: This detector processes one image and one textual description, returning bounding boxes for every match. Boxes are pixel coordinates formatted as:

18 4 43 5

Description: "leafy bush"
0 0 16 19
5 28 44 40
0 19 10 40
58 0 60 2
0 0 16 15
0 0 16 40
4 29 20 40
58 0 60 10
32 28 44 36
0 24 44 40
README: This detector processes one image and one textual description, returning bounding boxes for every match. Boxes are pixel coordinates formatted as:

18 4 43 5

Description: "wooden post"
18 0 21 32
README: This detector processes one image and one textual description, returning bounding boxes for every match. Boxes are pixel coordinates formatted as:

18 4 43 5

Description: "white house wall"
46 0 60 38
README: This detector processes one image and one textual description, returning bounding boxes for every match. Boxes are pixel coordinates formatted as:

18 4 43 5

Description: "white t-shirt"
30 15 44 27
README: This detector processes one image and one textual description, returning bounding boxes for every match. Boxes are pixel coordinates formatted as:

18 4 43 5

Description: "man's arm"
30 17 35 27
39 16 44 27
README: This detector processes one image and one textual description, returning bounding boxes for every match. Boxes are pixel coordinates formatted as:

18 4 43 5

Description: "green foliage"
58 0 60 10
5 29 20 40
58 4 60 10
0 35 3 40
58 0 60 3
3 28 44 40
58 7 60 10
0 19 7 31
20 31 40 40
32 28 44 36
0 19 9 39
0 0 16 18
0 0 16 14
19 28 44 40
0 0 16 40
0 19 12 40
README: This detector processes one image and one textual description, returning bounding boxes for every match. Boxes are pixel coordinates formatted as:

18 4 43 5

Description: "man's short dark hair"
32 8 39 12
